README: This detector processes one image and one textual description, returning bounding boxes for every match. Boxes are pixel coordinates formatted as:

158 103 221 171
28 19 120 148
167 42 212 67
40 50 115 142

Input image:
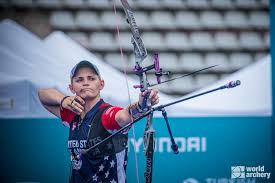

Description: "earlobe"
69 84 75 94
100 80 105 90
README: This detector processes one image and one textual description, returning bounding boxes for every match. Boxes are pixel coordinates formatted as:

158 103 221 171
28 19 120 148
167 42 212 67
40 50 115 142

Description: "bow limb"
113 1 141 183
119 1 156 183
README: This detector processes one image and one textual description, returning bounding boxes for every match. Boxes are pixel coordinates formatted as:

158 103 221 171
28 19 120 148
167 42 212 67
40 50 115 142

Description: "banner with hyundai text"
0 117 271 183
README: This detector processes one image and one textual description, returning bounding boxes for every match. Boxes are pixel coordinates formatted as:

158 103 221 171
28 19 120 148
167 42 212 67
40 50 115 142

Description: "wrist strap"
127 102 146 120
136 102 145 113
60 96 69 110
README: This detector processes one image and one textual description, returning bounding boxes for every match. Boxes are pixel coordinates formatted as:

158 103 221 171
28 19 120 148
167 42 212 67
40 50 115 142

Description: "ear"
69 84 75 94
99 79 105 90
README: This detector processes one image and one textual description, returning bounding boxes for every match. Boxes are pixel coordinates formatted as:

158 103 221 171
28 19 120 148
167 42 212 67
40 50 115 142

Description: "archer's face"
70 67 104 100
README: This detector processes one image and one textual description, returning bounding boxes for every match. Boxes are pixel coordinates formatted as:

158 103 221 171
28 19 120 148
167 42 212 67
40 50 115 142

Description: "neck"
81 95 101 118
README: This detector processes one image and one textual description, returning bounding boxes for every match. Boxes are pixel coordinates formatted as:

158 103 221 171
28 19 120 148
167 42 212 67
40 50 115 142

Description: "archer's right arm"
38 88 65 118
38 88 85 118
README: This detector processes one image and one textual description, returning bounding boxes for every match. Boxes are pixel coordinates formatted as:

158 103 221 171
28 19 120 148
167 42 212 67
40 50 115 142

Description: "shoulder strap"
86 104 111 140
85 105 128 158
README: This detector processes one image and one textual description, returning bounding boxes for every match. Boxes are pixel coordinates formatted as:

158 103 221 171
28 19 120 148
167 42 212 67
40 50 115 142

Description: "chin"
82 95 98 100
80 91 98 99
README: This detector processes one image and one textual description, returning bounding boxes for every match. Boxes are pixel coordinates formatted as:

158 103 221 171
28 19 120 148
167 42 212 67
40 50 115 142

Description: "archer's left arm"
115 89 159 127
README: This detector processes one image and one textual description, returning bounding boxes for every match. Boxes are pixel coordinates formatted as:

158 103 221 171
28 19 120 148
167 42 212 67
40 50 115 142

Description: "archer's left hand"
139 88 159 107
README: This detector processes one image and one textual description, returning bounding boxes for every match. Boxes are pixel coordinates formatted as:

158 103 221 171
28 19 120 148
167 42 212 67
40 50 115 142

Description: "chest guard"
85 105 128 159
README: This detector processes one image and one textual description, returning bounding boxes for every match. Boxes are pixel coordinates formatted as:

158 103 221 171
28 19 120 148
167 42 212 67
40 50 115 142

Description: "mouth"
81 88 94 92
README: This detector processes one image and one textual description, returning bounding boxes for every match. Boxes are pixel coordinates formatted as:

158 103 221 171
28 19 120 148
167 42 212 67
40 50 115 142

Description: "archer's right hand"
61 96 85 115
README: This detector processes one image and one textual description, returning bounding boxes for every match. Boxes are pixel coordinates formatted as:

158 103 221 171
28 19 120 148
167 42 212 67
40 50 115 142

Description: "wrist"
60 96 69 110
136 102 144 113
127 102 146 120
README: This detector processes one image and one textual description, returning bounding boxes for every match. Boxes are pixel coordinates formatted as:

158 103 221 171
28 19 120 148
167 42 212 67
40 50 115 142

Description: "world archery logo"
231 165 271 179
231 166 245 178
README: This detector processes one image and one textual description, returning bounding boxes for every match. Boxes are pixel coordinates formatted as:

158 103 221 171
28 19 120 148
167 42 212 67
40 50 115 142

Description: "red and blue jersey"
60 99 128 183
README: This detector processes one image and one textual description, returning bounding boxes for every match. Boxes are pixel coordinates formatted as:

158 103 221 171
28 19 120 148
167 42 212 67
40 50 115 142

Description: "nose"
83 78 90 86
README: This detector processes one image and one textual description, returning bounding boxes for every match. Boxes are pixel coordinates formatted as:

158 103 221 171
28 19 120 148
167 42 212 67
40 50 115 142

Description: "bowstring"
112 1 140 183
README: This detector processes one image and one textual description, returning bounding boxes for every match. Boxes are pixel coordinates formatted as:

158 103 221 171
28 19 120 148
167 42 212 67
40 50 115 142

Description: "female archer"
38 60 159 183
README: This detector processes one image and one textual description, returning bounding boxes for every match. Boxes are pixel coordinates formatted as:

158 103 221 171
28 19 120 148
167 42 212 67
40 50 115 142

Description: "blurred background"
0 1 272 183
0 0 270 97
